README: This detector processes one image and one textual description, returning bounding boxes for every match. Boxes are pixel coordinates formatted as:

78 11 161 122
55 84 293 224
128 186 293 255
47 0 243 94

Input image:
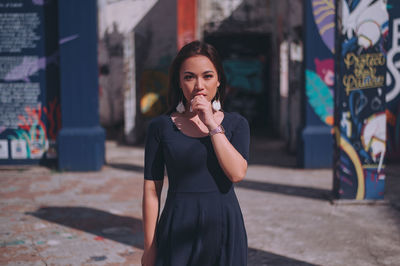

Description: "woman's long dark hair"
166 41 226 114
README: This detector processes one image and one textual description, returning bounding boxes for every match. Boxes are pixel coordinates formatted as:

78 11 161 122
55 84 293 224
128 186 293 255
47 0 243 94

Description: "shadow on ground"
26 206 144 249
25 207 319 265
385 162 400 214
248 248 318 266
237 180 331 201
107 162 144 173
249 137 297 168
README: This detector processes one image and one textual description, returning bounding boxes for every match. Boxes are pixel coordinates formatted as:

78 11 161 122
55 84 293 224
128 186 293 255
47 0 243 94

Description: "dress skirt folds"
144 112 250 266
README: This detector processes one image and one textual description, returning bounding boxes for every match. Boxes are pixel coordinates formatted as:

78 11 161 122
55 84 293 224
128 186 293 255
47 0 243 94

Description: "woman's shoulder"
148 114 170 126
223 112 249 127
147 114 171 133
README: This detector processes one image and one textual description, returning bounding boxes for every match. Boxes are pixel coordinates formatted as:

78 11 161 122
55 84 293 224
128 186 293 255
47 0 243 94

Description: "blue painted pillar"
333 0 388 199
298 0 335 168
57 0 105 171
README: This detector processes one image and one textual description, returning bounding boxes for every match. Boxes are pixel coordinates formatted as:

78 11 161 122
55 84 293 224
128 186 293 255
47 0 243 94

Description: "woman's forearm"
142 180 163 250
210 134 247 183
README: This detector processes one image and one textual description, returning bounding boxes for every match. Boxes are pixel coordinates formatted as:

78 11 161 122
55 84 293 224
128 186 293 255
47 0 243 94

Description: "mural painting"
386 0 400 161
300 0 335 168
0 0 60 164
305 0 335 127
334 0 388 199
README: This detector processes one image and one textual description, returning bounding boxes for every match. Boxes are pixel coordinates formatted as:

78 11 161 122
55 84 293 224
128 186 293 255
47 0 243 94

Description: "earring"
176 101 185 113
212 99 221 111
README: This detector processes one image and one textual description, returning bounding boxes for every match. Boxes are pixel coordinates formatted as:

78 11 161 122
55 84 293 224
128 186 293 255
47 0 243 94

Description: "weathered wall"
199 0 273 36
133 0 177 142
97 0 176 143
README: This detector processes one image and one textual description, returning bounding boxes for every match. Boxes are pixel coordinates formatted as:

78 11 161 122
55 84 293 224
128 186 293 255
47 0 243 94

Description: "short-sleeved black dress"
144 112 249 266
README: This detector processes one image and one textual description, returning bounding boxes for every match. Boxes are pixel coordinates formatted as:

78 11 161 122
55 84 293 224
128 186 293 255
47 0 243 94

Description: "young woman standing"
142 41 249 266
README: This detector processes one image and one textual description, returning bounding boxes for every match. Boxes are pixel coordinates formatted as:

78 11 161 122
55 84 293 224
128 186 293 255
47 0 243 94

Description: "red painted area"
43 98 61 140
177 0 197 50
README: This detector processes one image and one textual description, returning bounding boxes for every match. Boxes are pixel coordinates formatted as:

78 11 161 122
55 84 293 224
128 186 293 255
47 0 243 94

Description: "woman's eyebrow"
203 70 215 74
182 70 215 75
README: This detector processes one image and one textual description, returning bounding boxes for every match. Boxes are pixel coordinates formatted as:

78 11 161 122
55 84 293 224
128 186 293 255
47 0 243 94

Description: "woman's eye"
204 74 213 79
184 75 194 80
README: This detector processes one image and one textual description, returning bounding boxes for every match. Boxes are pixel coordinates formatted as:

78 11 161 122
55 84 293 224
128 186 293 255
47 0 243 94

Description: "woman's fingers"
191 95 210 113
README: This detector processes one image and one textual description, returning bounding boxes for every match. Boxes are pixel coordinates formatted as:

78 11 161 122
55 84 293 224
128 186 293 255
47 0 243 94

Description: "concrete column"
333 0 388 199
57 0 105 171
298 0 335 168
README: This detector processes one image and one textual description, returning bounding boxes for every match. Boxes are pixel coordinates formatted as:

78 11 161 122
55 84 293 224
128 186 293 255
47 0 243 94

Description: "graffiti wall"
300 0 335 168
334 0 388 199
305 0 335 127
0 0 60 164
386 0 400 161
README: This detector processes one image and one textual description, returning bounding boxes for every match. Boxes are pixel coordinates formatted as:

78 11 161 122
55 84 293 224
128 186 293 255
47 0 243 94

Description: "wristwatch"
209 125 225 136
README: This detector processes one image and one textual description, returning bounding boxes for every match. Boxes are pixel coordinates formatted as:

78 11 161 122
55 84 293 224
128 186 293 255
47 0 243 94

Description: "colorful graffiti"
311 0 335 53
334 0 388 199
306 69 334 125
5 99 60 159
305 0 335 127
386 1 400 160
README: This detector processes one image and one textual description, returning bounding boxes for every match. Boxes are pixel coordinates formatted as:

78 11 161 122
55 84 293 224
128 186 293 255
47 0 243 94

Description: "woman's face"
179 55 220 104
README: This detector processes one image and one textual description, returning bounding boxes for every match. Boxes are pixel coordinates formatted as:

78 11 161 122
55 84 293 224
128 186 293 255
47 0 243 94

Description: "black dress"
144 112 249 266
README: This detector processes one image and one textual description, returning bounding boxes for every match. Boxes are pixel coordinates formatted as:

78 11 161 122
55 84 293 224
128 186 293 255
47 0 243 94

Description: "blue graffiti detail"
342 37 357 56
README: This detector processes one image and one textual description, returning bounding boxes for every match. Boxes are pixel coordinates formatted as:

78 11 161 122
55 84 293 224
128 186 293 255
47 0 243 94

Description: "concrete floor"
0 139 399 265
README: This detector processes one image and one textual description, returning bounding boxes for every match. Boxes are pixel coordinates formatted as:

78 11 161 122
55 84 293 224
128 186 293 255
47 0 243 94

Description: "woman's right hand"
141 246 157 266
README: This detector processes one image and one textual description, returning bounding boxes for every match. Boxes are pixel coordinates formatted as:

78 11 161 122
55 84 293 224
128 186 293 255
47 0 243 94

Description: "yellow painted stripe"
340 136 365 200
319 22 335 35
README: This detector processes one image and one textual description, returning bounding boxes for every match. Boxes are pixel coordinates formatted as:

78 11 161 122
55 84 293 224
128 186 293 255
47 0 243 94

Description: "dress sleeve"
144 119 165 180
230 115 250 162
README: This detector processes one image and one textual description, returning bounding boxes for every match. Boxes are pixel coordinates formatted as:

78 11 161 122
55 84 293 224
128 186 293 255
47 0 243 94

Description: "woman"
142 41 249 266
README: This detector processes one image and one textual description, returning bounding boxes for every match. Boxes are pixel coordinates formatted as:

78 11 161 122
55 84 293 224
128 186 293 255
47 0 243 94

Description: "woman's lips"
193 93 206 98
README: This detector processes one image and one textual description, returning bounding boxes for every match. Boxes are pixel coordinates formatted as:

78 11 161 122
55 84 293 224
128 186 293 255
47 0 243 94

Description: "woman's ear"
217 80 220 88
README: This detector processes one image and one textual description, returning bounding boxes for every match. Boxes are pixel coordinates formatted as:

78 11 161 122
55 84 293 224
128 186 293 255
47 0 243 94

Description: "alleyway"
1 140 399 265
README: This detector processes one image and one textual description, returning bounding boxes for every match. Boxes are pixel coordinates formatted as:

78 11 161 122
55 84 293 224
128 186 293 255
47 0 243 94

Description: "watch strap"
209 125 225 136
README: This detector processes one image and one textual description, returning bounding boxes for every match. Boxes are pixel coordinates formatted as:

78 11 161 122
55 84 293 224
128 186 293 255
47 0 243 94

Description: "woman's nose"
195 78 204 89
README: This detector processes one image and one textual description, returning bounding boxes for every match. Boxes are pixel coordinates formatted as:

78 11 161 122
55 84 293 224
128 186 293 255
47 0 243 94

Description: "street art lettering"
342 53 386 94
334 0 388 199
386 18 400 103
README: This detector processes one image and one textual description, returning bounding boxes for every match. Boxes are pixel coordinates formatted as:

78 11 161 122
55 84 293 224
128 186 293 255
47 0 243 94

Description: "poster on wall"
335 0 388 199
0 1 60 165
